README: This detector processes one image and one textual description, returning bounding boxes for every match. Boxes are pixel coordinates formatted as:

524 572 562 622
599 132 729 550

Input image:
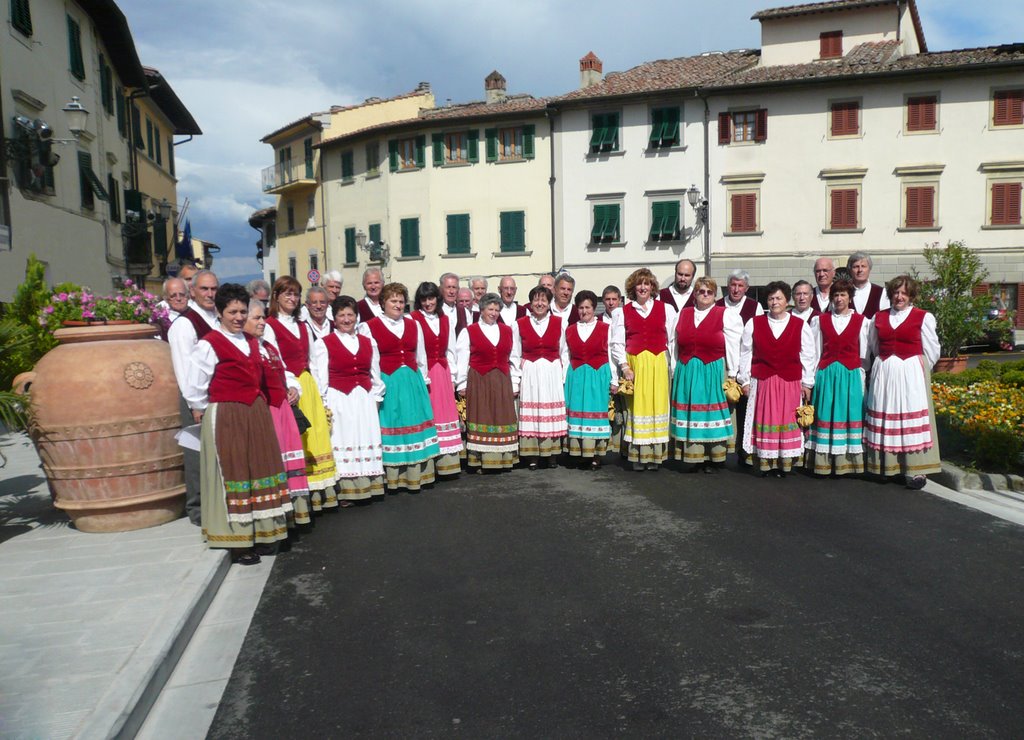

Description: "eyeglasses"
696 289 715 295
814 269 833 274
166 292 187 298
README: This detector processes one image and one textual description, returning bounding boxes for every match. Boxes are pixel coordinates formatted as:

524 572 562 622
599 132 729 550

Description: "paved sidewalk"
0 431 228 739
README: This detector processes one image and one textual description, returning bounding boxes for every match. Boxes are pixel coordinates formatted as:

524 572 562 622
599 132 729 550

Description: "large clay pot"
23 323 185 532
933 356 968 374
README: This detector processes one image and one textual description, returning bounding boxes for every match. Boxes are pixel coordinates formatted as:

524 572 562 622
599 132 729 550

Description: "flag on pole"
176 219 193 262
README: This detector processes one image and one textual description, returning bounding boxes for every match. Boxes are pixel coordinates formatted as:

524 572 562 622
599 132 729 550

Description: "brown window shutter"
731 193 756 232
754 108 768 142
745 194 757 231
919 186 935 227
972 283 990 297
906 187 920 227
820 31 842 59
846 189 858 228
921 97 937 130
1016 285 1024 328
907 99 920 131
994 90 1024 126
731 193 743 231
1009 182 1023 224
907 96 936 132
992 182 1022 225
831 189 856 229
718 113 732 145
832 102 858 136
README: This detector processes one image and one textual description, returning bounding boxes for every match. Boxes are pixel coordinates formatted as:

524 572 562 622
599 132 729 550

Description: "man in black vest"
550 272 580 325
848 251 890 319
167 269 219 525
812 257 835 316
498 275 526 325
356 267 384 323
659 258 697 311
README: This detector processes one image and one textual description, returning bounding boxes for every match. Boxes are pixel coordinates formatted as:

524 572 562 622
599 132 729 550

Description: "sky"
119 0 1024 284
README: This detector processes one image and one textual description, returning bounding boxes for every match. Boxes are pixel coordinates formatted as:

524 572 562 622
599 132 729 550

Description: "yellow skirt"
623 351 670 446
297 370 337 492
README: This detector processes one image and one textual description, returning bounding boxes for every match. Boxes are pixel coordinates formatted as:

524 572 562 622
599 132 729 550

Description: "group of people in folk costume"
163 249 941 564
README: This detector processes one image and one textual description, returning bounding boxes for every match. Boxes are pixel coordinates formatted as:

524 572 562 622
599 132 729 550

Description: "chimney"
579 51 603 89
485 70 507 104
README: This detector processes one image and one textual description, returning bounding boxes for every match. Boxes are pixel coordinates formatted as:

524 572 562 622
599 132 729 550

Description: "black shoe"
231 551 261 566
906 475 927 490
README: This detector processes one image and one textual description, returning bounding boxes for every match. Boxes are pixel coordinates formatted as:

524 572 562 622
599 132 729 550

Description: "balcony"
262 158 317 194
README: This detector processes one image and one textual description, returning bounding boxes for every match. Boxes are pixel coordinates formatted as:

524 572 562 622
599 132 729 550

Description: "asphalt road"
210 460 1024 739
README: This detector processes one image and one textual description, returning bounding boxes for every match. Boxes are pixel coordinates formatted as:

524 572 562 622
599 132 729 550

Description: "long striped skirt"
864 355 941 478
324 385 385 500
200 399 290 550
743 375 804 472
806 362 865 476
297 370 337 510
669 356 734 464
622 350 670 466
426 361 463 477
266 399 312 525
564 362 613 457
519 358 568 458
465 368 519 470
379 366 440 491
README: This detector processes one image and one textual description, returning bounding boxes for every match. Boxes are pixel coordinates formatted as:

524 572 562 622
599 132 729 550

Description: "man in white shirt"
790 280 815 322
457 288 478 330
439 271 460 322
357 267 384 323
715 269 764 326
812 257 835 316
498 276 525 325
538 274 555 293
549 272 580 325
659 258 697 311
167 269 219 525
601 285 622 324
470 277 488 309
847 251 890 319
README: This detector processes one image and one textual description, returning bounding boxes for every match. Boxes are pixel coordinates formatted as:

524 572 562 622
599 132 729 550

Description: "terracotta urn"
933 356 968 374
20 323 185 532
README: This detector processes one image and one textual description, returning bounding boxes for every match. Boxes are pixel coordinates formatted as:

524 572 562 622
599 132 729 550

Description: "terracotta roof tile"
752 0 895 20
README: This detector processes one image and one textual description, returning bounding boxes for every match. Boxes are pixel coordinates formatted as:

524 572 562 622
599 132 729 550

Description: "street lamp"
356 228 388 265
157 197 173 221
61 96 89 139
686 184 711 276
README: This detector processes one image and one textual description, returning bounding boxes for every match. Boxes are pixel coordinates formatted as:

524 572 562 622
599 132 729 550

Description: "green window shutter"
341 151 353 180
132 105 144 149
155 127 162 165
589 114 606 151
107 174 119 222
522 125 535 160
146 119 153 158
663 107 680 146
499 212 510 250
467 129 479 163
369 223 381 246
168 140 176 177
593 204 620 242
344 227 357 263
500 211 525 252
400 217 419 257
592 204 608 241
649 201 665 239
304 138 314 178
485 128 497 162
152 217 168 258
603 113 619 151
663 200 680 238
388 140 399 172
460 214 471 253
649 109 665 147
512 211 525 250
103 64 113 113
414 135 426 168
67 15 85 80
447 214 471 254
608 203 621 240
78 151 93 209
432 133 444 166
99 55 109 113
115 88 125 136
12 0 32 36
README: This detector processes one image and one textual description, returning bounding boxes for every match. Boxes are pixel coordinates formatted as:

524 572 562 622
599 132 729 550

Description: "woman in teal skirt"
805 278 869 476
564 290 618 469
358 283 440 491
669 277 743 472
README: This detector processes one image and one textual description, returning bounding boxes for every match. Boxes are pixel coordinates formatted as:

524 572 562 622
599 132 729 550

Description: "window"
990 181 1023 226
99 55 113 114
269 271 277 285
145 118 154 159
830 100 861 137
729 192 758 233
649 201 680 241
131 104 144 149
446 214 471 254
649 107 680 148
906 95 937 133
446 132 467 163
286 204 295 232
589 113 619 153
107 174 120 222
116 88 126 137
344 227 357 264
341 150 354 181
155 127 162 166
67 15 84 80
591 204 620 244
820 30 842 59
308 252 318 272
168 139 175 177
829 188 859 230
369 224 381 256
717 109 767 144
306 196 315 229
389 136 425 171
993 89 1024 127
304 137 314 178
152 216 167 258
499 211 526 252
12 0 32 36
77 151 108 210
486 126 533 162
400 217 420 257
288 255 297 278
365 142 379 175
904 185 936 228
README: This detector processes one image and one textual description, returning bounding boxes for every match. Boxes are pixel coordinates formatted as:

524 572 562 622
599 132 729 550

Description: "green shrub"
970 426 1024 474
1001 370 1024 388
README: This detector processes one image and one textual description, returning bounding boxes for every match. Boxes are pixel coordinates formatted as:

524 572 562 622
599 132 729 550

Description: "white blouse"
609 299 677 369
510 313 571 385
570 318 619 387
263 313 314 366
310 329 385 402
867 306 940 368
356 313 429 383
167 300 218 393
737 313 818 388
853 282 891 314
183 326 250 411
454 320 520 392
417 310 458 384
669 304 743 378
808 310 871 372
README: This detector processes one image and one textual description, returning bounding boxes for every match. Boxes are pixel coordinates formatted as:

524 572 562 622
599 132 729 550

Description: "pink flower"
43 306 54 314
123 279 134 287
57 292 68 301
82 309 95 319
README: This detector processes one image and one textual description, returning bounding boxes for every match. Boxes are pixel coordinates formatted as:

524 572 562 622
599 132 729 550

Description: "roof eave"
143 69 202 135
77 0 146 88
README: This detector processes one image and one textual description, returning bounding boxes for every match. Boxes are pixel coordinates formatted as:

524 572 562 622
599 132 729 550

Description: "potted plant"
38 279 168 331
914 240 991 374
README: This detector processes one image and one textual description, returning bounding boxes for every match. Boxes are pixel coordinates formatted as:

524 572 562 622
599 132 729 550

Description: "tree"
914 240 990 358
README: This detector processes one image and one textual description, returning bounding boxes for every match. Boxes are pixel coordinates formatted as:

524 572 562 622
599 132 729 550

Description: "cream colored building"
317 73 553 292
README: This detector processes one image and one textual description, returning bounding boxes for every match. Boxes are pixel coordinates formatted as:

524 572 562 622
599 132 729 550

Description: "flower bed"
932 361 1024 474
38 279 167 331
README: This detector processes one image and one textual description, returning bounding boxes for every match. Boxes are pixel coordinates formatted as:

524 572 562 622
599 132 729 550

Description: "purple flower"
43 306 54 314
82 309 95 319
57 292 68 301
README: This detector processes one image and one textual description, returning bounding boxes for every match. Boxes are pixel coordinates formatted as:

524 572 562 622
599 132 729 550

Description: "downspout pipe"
703 92 711 278
546 108 557 275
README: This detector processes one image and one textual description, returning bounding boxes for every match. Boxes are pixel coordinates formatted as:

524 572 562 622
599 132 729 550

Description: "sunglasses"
696 289 715 295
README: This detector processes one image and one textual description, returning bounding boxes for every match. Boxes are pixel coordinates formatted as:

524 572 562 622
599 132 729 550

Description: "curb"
927 462 1024 527
74 547 231 740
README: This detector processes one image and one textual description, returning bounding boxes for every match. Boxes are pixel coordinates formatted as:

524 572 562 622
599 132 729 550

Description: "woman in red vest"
669 277 743 473
454 293 520 472
311 295 385 502
358 283 440 491
737 281 817 477
184 284 290 565
512 285 569 470
564 290 618 469
864 275 941 489
243 299 311 524
265 276 337 515
412 281 463 477
610 268 677 471
806 278 870 476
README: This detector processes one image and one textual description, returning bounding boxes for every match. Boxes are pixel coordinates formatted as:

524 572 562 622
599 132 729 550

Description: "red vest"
518 314 562 363
715 296 759 325
356 298 379 324
498 303 527 325
676 305 726 364
566 321 609 370
750 315 803 382
875 308 926 360
817 313 865 370
659 286 695 312
468 323 512 376
205 332 263 405
259 341 289 408
856 284 885 319
177 307 213 340
623 301 668 356
266 316 309 377
367 317 418 376
412 311 450 369
324 332 373 393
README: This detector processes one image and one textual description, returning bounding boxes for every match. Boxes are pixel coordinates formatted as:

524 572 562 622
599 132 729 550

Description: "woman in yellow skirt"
610 268 677 471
